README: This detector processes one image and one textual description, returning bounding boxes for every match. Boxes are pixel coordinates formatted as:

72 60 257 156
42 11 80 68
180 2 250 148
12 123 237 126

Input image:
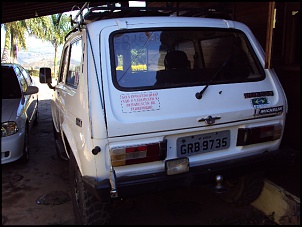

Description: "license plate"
177 130 230 157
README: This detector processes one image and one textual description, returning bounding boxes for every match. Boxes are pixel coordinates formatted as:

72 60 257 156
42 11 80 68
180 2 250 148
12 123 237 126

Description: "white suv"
39 6 293 225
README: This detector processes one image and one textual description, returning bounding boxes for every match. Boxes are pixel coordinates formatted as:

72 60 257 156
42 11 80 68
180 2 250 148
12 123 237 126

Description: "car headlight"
1 121 19 137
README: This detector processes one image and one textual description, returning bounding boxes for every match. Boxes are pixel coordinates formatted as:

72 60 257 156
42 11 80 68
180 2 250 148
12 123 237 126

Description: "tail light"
110 140 167 167
236 124 282 146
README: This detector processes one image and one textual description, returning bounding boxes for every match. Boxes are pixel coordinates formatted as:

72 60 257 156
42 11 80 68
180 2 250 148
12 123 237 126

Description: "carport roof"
1 2 227 24
1 2 105 23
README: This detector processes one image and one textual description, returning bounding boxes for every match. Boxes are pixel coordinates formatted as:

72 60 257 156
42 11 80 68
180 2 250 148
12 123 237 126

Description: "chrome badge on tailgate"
177 130 230 157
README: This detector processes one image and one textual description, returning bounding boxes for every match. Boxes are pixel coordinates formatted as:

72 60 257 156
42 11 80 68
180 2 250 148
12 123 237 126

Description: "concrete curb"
251 179 300 225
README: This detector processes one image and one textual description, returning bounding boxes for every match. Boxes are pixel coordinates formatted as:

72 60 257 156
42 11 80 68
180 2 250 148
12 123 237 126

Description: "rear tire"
220 172 264 206
69 151 110 225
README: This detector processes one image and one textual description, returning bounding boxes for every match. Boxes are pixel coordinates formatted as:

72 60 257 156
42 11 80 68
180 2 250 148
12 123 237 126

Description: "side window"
199 35 263 80
59 46 70 83
174 41 195 69
66 39 82 88
200 37 233 69
19 65 32 85
15 66 28 92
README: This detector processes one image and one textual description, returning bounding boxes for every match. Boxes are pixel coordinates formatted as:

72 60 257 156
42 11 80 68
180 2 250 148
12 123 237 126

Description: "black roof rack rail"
70 2 90 27
83 8 171 22
66 2 232 39
70 2 232 26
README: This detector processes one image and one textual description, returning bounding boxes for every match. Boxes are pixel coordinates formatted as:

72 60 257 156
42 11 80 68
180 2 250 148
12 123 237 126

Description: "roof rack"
70 2 232 28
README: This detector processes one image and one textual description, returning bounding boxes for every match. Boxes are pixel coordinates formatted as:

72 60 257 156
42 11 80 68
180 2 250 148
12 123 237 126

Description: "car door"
52 36 83 144
51 44 70 134
18 65 38 127
14 66 31 125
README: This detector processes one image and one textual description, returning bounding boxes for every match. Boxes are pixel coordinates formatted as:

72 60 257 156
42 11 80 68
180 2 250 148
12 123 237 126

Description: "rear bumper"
83 147 296 202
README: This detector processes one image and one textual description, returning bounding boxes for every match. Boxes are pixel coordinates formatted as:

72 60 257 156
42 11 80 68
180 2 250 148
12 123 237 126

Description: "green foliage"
46 14 72 47
1 21 28 62
1 13 71 67
27 69 39 77
25 16 53 42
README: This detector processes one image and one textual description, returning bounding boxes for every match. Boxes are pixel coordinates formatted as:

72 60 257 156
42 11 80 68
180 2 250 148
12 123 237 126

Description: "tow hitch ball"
215 175 226 194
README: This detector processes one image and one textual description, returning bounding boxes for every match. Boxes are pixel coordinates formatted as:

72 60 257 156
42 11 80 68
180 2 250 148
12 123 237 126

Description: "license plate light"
165 157 189 176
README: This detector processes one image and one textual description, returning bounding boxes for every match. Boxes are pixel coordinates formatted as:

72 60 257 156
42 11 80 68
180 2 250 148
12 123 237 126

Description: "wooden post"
264 2 276 69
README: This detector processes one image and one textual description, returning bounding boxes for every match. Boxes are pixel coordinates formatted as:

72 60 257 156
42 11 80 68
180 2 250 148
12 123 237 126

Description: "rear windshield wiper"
195 55 231 100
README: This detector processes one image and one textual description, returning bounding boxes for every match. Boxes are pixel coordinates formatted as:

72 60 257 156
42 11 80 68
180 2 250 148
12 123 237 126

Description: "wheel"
20 126 30 163
52 122 68 161
219 172 264 206
69 151 110 225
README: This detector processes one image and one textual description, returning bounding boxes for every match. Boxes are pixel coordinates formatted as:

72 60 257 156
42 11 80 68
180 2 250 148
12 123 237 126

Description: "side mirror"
39 67 55 89
39 67 52 84
24 86 39 95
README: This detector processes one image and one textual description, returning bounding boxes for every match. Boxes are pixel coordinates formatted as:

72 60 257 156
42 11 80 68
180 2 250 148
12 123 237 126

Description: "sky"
1 31 54 52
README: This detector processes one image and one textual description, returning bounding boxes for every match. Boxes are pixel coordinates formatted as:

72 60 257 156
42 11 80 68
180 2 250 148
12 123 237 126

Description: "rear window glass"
110 28 264 91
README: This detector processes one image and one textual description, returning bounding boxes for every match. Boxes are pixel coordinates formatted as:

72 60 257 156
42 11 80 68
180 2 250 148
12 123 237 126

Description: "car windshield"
1 66 22 99
111 28 265 91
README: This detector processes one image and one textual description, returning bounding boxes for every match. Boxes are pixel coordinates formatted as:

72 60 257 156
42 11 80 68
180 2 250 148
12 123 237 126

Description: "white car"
39 6 294 225
1 63 39 164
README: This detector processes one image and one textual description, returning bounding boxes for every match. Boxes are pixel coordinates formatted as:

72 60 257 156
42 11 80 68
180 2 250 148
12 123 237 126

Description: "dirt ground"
2 80 75 225
2 77 297 225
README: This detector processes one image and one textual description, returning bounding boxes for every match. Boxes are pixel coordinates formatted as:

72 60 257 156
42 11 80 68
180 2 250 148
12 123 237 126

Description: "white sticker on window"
120 92 160 113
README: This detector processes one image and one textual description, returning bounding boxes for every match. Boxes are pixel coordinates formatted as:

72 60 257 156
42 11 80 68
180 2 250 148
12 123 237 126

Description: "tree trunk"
54 45 58 78
12 33 19 63
1 30 10 63
10 30 14 63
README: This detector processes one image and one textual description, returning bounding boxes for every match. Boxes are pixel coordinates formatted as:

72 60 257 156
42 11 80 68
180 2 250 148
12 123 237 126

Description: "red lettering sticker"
120 92 160 113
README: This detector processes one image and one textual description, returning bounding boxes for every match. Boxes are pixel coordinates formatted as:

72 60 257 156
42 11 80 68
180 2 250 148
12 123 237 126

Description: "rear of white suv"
40 10 293 225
